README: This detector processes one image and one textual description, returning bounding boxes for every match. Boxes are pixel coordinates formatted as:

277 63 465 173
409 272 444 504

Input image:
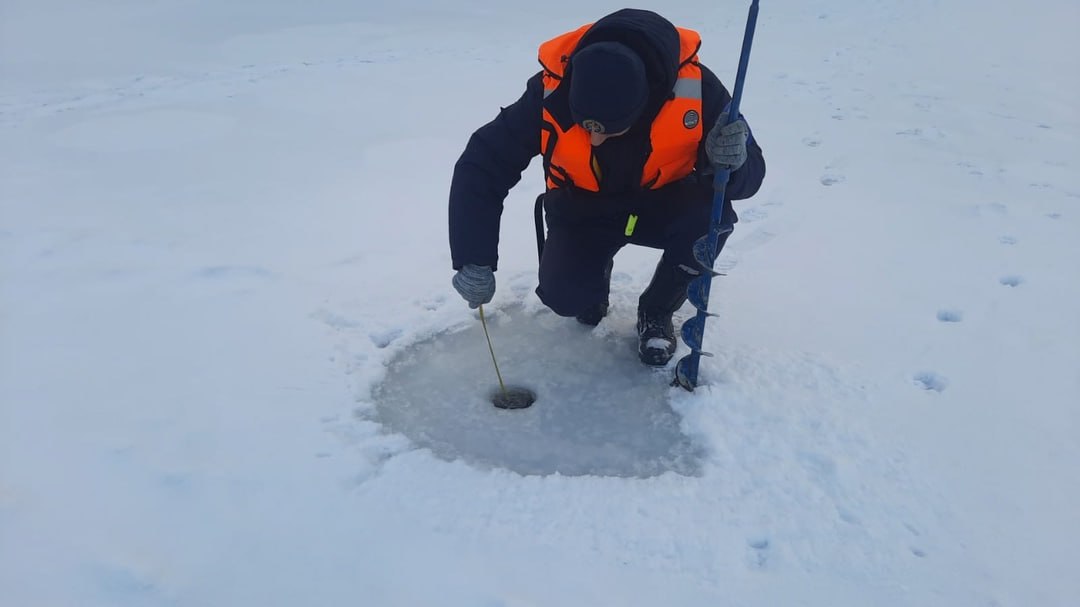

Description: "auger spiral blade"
692 237 717 272
680 315 706 351
674 315 716 391
686 275 713 312
673 352 711 392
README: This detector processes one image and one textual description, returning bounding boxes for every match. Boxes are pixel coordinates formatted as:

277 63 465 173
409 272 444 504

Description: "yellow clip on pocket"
624 214 638 237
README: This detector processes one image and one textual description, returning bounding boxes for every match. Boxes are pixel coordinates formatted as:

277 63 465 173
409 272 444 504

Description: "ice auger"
674 0 761 391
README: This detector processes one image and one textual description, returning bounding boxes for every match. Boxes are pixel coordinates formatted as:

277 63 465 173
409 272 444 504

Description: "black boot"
576 258 614 326
637 309 676 366
636 259 695 366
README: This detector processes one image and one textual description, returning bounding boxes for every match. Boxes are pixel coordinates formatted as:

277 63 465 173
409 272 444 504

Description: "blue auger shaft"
674 0 760 391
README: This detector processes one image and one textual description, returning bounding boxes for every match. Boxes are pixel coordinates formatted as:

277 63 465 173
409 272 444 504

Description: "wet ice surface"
373 306 704 478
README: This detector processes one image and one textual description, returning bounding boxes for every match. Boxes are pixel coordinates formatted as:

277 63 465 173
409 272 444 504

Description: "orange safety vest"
538 24 704 192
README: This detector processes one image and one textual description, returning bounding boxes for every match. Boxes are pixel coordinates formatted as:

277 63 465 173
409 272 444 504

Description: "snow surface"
2 0 1079 605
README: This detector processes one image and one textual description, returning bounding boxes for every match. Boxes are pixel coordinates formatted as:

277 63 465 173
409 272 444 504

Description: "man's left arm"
697 64 766 201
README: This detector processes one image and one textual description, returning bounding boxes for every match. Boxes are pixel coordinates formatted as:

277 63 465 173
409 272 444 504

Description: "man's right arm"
448 72 545 271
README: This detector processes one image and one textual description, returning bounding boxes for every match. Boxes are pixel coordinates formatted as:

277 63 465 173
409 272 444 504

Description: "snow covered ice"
2 0 1079 606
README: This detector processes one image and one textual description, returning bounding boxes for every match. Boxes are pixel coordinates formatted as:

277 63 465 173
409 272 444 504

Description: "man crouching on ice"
449 8 765 366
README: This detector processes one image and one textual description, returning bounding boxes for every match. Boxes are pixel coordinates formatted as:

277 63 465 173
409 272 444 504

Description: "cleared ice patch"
371 306 704 478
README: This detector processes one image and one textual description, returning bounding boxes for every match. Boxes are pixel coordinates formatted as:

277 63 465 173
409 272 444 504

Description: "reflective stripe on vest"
538 26 704 192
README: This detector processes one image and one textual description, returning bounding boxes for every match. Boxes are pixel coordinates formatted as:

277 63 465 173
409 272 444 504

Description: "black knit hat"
568 41 649 135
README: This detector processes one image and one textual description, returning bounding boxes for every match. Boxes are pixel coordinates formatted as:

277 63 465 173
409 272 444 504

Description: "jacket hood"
573 9 683 120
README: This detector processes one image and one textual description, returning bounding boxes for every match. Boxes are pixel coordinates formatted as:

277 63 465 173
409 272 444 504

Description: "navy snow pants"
535 177 736 318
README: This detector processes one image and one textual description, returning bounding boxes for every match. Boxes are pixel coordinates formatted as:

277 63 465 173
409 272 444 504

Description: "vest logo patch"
683 110 700 129
581 119 606 134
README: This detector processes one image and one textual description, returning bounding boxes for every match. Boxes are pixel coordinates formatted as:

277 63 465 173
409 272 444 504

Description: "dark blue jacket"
449 9 765 270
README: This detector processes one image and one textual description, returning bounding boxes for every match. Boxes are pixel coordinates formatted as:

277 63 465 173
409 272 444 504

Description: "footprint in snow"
802 136 822 147
88 563 159 600
739 206 770 222
714 228 776 274
914 372 948 393
999 275 1023 287
820 174 845 186
998 235 1017 245
971 202 1008 217
369 328 403 348
745 538 771 569
956 160 985 176
418 295 447 311
736 198 782 224
936 309 963 323
797 450 837 478
312 309 361 330
838 509 861 525
903 522 928 557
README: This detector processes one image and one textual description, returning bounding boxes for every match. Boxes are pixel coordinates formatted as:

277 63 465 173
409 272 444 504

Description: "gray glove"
452 264 495 309
705 113 749 171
